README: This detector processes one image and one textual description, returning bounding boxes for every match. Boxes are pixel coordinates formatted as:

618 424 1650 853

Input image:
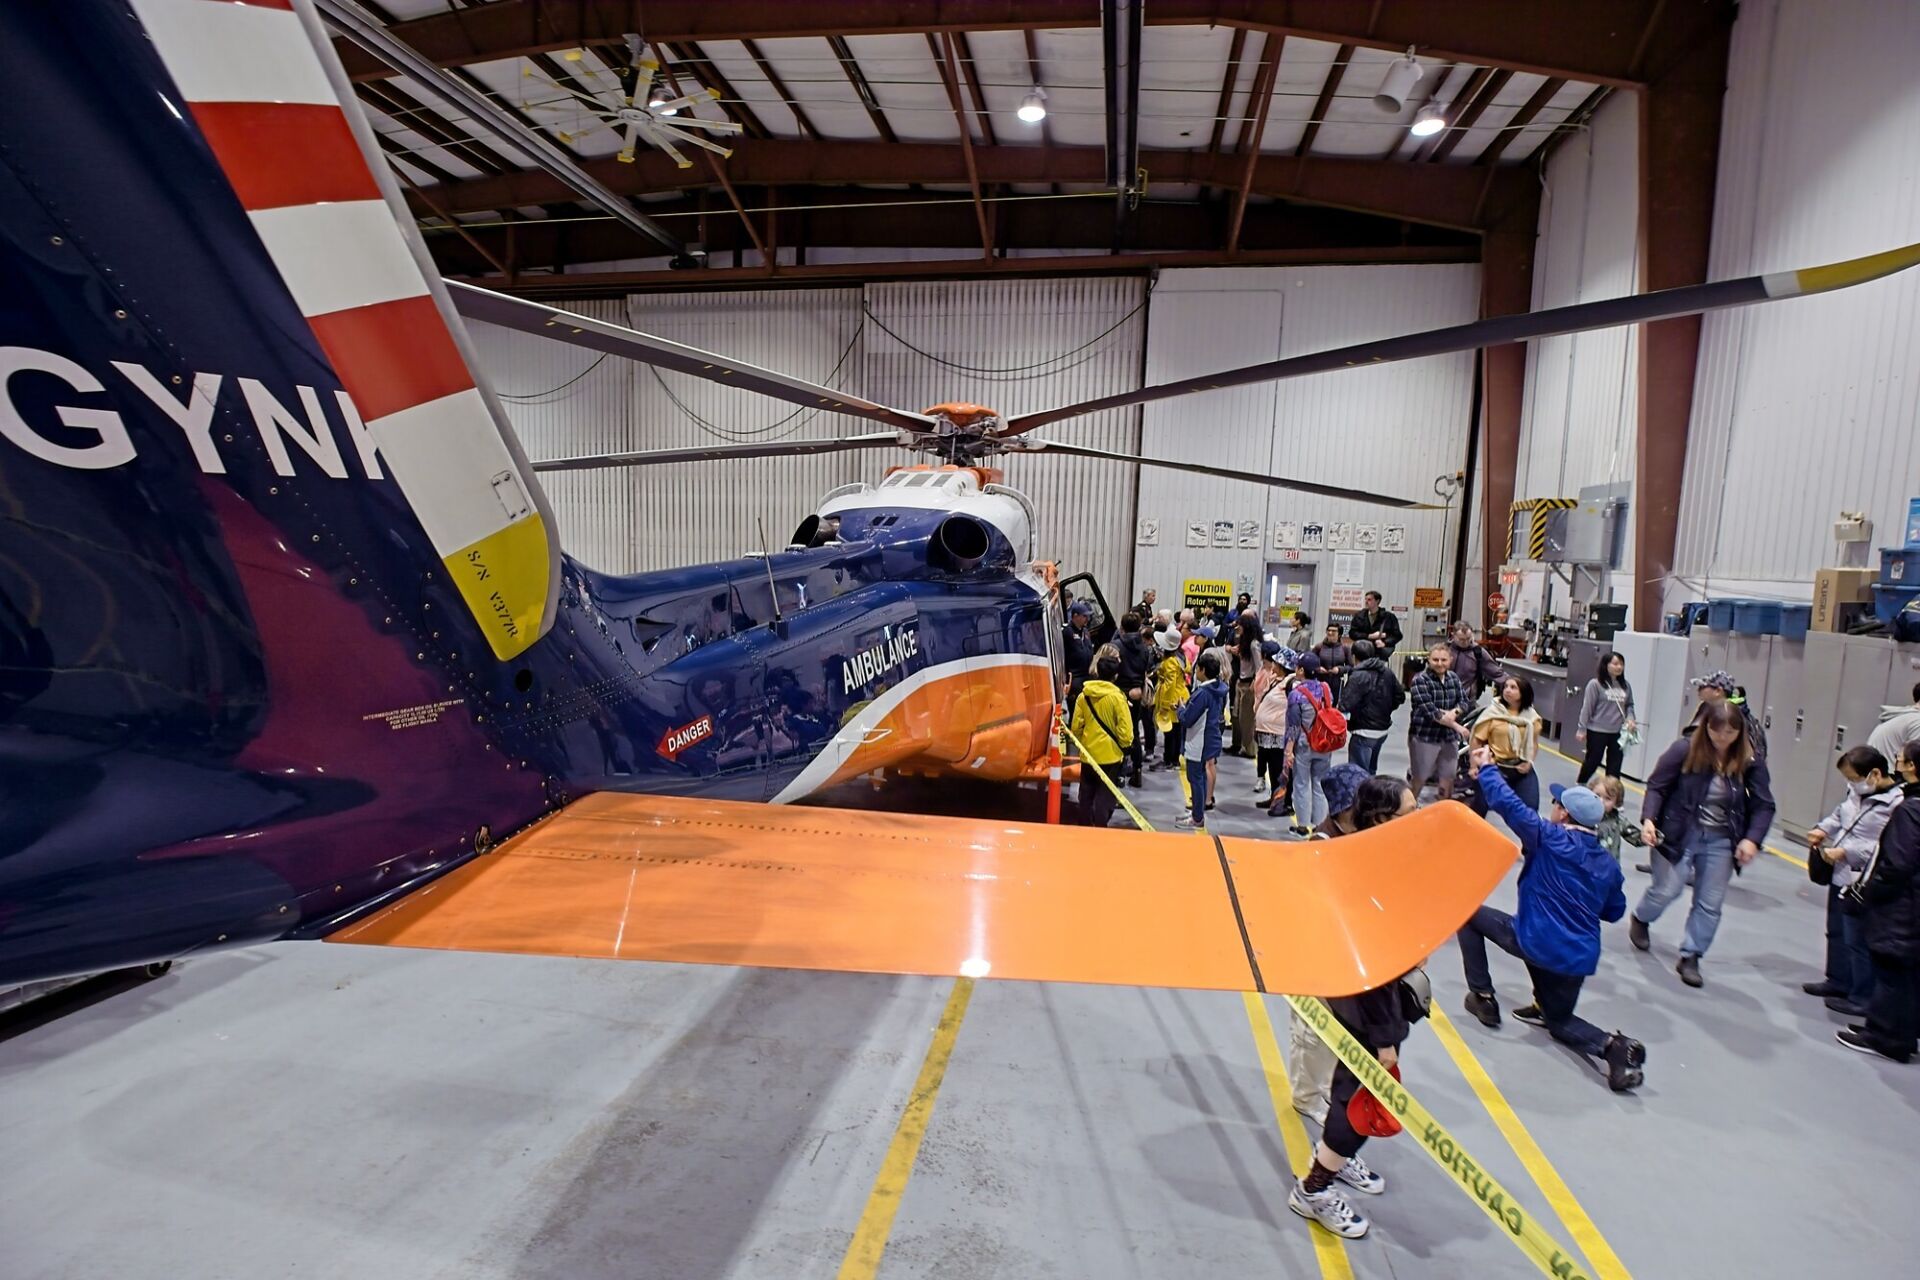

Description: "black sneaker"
1464 991 1501 1028
1802 981 1846 998
1677 955 1703 987
1628 916 1650 952
1633 862 1652 874
1511 1004 1547 1027
1603 1033 1646 1091
1836 1028 1913 1064
1825 997 1868 1017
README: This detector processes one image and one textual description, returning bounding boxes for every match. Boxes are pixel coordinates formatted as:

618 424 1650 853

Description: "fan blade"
632 51 658 105
653 133 693 169
1003 240 1920 436
617 120 639 163
1013 438 1439 510
448 283 940 435
533 432 908 473
664 127 734 158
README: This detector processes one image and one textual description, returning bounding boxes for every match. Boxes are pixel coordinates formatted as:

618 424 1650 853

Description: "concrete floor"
5 709 1919 1278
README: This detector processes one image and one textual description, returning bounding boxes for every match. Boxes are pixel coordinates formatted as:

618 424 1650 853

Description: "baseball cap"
1261 639 1282 658
1198 624 1217 639
1549 783 1606 827
1069 601 1092 618
1690 669 1736 693
1321 763 1369 817
1297 652 1321 673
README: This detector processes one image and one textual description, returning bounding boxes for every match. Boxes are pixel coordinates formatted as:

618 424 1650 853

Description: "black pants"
1258 745 1288 792
1078 771 1119 828
1865 951 1919 1056
1456 905 1609 1057
1136 699 1157 761
1162 719 1183 766
1320 1062 1368 1160
1577 729 1624 783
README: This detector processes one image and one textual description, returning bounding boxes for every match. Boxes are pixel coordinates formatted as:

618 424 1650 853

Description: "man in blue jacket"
1456 746 1647 1092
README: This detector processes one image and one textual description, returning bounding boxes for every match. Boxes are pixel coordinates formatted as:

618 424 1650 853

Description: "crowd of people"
1061 589 1920 1239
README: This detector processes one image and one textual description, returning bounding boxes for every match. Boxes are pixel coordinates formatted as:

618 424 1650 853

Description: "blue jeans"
1635 830 1736 957
1292 748 1332 827
1184 757 1209 826
1456 905 1611 1058
1825 885 1874 1005
1347 733 1386 775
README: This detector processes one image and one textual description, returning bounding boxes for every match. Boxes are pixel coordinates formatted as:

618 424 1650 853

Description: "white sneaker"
1289 1181 1370 1238
1336 1154 1385 1195
1174 813 1204 830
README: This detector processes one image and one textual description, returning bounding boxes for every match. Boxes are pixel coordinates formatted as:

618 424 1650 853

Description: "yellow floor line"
1427 1005 1631 1280
836 977 975 1280
1242 993 1356 1280
1537 743 1807 870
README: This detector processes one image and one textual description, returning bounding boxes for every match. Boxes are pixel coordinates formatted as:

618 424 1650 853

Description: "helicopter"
2 0 1914 994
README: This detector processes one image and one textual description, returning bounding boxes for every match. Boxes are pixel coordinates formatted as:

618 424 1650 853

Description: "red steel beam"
655 51 769 264
741 38 820 141
1412 66 1491 162
1477 213 1535 620
1206 27 1247 157
827 35 899 144
409 140 1535 232
1635 12 1732 631
1294 43 1353 158
453 244 1480 297
933 33 994 258
339 1 1689 89
1426 67 1513 163
1226 40 1282 252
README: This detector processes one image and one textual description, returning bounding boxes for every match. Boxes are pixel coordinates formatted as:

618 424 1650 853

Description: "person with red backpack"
1285 653 1349 837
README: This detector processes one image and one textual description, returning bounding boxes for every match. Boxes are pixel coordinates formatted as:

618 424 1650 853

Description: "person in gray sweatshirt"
1575 649 1638 784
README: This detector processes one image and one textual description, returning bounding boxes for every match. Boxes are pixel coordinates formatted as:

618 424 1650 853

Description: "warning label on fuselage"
841 625 919 695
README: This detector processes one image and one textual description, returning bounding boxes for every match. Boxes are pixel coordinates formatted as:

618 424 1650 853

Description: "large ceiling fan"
447 240 1920 509
526 36 740 169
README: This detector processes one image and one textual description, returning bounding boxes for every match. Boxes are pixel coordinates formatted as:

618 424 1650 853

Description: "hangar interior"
5 1 1920 1278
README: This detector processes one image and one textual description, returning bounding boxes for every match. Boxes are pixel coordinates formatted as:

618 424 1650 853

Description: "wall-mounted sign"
1355 523 1379 551
1273 521 1300 550
1301 522 1326 551
1327 521 1353 550
1186 522 1209 547
1237 520 1262 548
1182 578 1232 614
1413 587 1447 608
1136 518 1160 546
1211 519 1234 548
1382 524 1407 553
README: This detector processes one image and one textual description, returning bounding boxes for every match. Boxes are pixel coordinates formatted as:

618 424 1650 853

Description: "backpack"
1303 682 1348 752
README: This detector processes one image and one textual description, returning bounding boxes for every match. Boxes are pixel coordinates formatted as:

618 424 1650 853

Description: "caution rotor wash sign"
1289 995 1600 1280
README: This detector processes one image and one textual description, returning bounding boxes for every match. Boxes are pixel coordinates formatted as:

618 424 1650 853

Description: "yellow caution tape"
1060 725 1159 832
1286 994 1602 1280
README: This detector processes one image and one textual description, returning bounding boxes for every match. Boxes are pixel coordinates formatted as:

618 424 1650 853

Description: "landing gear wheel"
141 961 173 979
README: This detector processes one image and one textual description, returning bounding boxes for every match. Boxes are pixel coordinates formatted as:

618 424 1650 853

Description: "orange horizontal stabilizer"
326 793 1513 996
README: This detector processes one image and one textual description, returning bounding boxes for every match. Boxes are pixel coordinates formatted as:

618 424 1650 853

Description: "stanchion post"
1045 702 1064 825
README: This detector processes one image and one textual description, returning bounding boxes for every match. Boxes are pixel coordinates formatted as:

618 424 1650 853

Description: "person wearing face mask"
1629 702 1777 988
1803 746 1903 1017
1839 742 1920 1062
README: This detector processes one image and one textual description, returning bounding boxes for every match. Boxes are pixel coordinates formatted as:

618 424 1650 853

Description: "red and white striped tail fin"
129 0 558 660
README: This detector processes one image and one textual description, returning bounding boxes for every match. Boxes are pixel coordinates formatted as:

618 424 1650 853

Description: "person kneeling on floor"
1069 650 1133 828
1291 777 1421 1240
1456 745 1646 1092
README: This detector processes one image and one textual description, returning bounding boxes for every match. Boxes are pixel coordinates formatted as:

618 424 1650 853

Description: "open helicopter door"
1057 572 1119 649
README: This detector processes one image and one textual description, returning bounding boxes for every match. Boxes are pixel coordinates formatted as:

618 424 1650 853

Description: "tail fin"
0 0 556 981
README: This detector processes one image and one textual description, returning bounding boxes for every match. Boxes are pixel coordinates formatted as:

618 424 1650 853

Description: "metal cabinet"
1770 634 1920 834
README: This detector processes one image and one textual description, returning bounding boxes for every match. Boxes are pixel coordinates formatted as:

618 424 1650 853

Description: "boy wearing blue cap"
1456 745 1647 1092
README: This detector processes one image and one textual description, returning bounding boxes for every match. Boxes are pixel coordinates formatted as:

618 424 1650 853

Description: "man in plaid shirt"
1409 642 1470 800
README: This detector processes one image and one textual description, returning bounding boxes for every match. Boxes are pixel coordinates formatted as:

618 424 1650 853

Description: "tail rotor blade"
1015 438 1439 509
533 432 908 473
1004 241 1920 436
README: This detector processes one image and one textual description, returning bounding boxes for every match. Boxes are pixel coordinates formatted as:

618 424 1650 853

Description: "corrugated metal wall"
860 277 1146 595
1673 0 1920 606
1516 91 1640 553
1131 265 1481 620
465 299 639 571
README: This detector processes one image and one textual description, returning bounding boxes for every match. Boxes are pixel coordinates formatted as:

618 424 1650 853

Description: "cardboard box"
1812 568 1876 632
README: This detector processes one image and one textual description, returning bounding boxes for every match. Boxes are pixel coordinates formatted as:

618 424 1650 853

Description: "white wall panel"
1515 91 1640 576
1132 265 1481 624
1673 0 1920 608
860 277 1146 596
465 299 640 572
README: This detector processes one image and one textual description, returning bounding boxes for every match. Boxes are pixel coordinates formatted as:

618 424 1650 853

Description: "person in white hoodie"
1803 745 1905 1017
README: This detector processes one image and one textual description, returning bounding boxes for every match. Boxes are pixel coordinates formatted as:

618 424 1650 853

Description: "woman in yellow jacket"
1151 628 1191 772
1071 651 1135 827
1468 674 1543 814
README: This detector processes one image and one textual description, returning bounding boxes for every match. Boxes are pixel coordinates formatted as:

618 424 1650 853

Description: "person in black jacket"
1288 776 1418 1241
1114 611 1155 788
1349 591 1403 657
1628 702 1777 988
1339 640 1404 775
1840 741 1920 1062
1062 601 1095 702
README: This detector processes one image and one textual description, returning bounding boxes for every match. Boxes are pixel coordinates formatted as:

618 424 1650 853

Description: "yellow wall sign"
1180 578 1232 614
1413 587 1447 608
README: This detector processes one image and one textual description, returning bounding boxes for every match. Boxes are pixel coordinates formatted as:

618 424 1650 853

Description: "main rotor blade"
1004 240 1920 436
448 282 939 435
1015 438 1439 509
533 431 907 473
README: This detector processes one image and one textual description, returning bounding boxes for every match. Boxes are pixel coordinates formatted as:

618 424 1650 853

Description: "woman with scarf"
1469 674 1543 815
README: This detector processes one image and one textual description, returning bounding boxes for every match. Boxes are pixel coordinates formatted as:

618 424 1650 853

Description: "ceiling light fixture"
1017 86 1048 124
1410 102 1447 137
648 85 680 117
1373 48 1423 113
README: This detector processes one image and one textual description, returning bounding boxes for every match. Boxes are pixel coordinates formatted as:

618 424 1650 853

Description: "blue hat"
1261 639 1282 658
1550 783 1606 827
1069 601 1092 618
1297 652 1321 673
1198 624 1217 639
1322 764 1369 817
